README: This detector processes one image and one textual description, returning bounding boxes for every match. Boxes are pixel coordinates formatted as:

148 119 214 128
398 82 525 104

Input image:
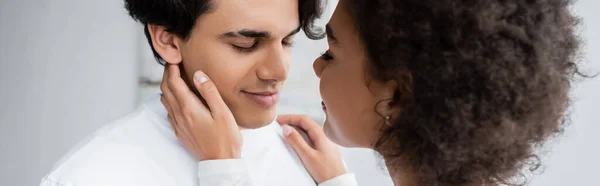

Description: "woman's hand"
160 64 241 161
277 115 347 184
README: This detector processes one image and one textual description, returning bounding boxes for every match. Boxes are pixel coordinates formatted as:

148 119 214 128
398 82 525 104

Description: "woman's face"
155 0 301 129
313 1 396 148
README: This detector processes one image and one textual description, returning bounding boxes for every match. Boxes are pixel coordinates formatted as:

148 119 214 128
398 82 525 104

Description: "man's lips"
242 91 279 96
242 91 280 108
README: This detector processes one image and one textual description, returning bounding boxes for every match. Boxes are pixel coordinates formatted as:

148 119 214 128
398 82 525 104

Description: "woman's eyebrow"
325 24 337 41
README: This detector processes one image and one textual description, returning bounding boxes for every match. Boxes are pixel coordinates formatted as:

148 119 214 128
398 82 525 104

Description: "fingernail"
194 71 208 84
282 125 292 136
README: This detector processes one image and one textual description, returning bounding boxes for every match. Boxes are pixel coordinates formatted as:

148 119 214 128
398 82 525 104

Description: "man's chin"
234 111 276 129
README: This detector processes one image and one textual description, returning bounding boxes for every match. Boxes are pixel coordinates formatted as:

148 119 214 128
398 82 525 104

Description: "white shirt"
40 95 357 186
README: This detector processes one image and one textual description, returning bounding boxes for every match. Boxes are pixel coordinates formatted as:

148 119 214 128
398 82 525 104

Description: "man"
39 0 329 185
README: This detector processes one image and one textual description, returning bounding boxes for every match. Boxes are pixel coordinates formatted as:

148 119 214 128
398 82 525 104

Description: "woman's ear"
147 24 184 65
369 79 401 119
368 79 398 101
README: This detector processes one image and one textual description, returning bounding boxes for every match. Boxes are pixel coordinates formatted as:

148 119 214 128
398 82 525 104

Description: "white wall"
529 1 600 185
0 0 597 186
0 0 139 185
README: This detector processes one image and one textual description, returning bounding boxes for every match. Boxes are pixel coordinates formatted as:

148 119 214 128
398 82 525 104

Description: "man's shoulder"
41 138 171 186
41 107 178 186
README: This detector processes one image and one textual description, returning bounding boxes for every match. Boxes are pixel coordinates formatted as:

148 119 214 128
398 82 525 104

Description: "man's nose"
256 46 289 83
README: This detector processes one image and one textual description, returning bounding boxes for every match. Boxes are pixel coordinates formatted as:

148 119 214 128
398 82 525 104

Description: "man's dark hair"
344 0 584 185
124 0 325 65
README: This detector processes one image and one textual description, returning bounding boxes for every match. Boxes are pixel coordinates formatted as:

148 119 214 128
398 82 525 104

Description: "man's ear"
147 24 183 65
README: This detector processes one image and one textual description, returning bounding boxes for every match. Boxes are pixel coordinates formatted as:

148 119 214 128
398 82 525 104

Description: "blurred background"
0 0 598 185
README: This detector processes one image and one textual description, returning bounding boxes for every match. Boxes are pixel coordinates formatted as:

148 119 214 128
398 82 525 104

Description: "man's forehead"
198 0 300 37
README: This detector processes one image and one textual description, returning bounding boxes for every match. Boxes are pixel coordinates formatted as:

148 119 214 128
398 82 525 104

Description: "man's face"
178 0 300 129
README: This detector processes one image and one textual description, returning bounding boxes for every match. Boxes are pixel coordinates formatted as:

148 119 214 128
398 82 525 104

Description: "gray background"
0 0 597 185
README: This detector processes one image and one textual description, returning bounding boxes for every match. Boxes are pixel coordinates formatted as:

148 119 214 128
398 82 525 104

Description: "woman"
161 0 582 185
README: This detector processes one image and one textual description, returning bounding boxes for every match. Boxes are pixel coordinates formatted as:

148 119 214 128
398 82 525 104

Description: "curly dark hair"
345 0 583 185
124 0 324 65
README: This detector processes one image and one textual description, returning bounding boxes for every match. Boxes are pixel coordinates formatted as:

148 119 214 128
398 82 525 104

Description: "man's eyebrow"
221 26 301 39
325 24 336 41
222 29 270 38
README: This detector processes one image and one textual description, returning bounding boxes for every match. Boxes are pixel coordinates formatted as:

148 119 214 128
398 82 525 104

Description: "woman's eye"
320 50 334 61
232 42 258 53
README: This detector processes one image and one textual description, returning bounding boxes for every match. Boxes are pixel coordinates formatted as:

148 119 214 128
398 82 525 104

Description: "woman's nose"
313 57 326 78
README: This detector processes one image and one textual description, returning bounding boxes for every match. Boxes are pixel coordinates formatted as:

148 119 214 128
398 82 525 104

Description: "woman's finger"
161 66 184 126
168 113 191 150
161 95 176 126
167 113 177 134
281 125 317 162
166 64 210 116
169 113 189 149
192 71 232 119
160 95 170 112
277 115 324 145
161 71 181 115
282 124 315 159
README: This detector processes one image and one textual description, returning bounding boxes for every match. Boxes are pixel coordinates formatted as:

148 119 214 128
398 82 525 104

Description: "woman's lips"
321 101 327 111
242 91 280 108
